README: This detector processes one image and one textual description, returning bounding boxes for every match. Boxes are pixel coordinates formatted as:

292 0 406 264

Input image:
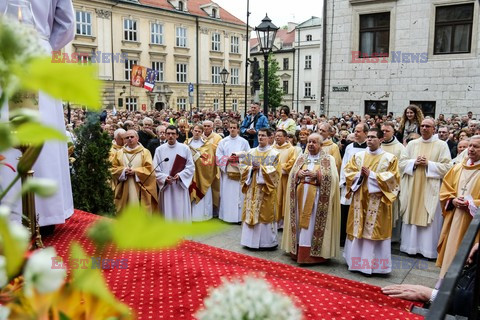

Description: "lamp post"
255 14 278 116
220 67 229 113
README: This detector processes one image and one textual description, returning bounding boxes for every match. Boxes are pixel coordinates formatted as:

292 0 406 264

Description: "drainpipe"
296 28 300 112
196 16 199 111
320 0 327 115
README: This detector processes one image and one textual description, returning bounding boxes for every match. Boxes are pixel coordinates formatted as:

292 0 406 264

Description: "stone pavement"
192 220 440 289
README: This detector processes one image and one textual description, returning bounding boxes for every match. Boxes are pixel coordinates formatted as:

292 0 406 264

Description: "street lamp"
255 14 278 115
220 67 229 113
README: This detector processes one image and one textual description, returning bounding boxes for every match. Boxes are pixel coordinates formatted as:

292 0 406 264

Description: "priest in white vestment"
154 126 194 222
381 122 406 243
216 121 250 223
240 128 281 249
0 0 75 230
186 124 214 222
399 119 452 258
343 128 400 274
339 123 368 246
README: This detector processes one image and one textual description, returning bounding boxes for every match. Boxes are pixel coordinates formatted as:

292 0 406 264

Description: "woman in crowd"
276 106 296 135
396 104 424 144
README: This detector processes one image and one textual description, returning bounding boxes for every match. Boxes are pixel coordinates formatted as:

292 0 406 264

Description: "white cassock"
189 139 213 222
154 142 194 222
216 135 250 223
0 0 75 226
339 142 368 205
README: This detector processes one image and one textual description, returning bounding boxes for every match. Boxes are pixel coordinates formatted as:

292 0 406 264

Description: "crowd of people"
65 103 480 309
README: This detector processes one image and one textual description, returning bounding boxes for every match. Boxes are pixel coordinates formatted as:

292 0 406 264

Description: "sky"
214 0 322 33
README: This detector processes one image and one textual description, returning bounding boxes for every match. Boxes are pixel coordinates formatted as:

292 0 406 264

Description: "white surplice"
154 142 194 222
189 139 213 222
0 0 75 226
216 135 250 223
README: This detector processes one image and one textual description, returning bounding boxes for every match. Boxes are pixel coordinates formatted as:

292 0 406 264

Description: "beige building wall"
68 0 249 112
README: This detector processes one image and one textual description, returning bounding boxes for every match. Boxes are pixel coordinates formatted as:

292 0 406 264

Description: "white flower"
0 206 10 218
23 247 66 296
0 256 8 288
197 275 303 320
0 305 10 320
9 222 30 253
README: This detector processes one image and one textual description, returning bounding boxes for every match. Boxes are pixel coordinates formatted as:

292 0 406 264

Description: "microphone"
142 157 169 185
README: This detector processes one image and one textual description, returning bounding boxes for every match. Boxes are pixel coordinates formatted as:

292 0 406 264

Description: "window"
211 66 221 84
283 58 289 70
230 68 239 85
176 63 187 83
232 99 238 111
76 11 92 36
178 1 184 11
304 82 311 97
364 100 388 116
126 97 137 111
124 59 137 80
212 32 221 51
305 55 312 69
283 80 289 94
151 61 164 82
124 19 137 41
359 12 390 58
78 54 91 65
304 106 311 113
177 98 186 110
434 4 474 54
410 101 436 118
176 27 187 47
230 36 240 53
213 98 219 111
151 23 163 44
212 8 217 18
306 34 312 41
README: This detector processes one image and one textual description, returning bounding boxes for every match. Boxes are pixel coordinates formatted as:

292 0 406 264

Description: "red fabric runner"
43 210 422 320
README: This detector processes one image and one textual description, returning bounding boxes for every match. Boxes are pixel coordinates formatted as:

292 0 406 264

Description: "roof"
297 16 321 28
138 0 246 25
249 28 295 51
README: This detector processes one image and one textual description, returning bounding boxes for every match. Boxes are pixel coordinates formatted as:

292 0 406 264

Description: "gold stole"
297 163 321 229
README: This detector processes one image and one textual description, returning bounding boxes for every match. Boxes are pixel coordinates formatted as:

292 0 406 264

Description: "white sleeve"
256 170 265 184
367 171 381 193
426 161 442 179
350 173 362 192
403 159 416 176
118 169 127 182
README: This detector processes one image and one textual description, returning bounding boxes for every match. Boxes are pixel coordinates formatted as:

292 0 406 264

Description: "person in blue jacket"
240 102 269 147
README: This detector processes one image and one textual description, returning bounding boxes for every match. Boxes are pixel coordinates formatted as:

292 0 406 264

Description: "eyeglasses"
125 136 135 139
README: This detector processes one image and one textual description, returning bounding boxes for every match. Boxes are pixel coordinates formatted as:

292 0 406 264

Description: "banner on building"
131 65 146 87
144 68 159 92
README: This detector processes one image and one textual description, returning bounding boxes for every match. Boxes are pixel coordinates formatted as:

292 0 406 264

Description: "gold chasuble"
437 159 480 278
381 138 405 226
399 138 452 226
111 146 158 214
282 152 341 259
273 142 297 221
345 150 400 241
186 138 217 204
321 139 342 174
241 147 281 226
204 132 222 208
109 142 123 190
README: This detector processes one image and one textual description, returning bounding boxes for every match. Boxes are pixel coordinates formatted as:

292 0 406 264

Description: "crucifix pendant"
461 185 468 195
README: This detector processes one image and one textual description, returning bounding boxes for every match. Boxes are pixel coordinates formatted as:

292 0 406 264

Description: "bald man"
282 133 340 264
399 119 452 259
110 130 158 214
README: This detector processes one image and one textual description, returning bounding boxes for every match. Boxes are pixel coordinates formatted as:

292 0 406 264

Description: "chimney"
287 22 298 33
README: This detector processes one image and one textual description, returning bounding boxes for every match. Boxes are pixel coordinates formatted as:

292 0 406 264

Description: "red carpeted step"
43 210 422 320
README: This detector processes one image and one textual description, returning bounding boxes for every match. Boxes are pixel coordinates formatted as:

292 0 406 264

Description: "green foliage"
69 243 130 315
16 57 102 110
0 214 25 278
88 205 227 250
71 113 115 216
260 53 284 112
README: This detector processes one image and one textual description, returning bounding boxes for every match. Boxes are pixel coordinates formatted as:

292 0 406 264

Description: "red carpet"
43 210 422 320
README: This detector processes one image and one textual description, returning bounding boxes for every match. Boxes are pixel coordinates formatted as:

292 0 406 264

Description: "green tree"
260 53 283 112
71 113 115 216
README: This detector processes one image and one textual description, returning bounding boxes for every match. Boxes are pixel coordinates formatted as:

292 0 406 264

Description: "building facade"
324 0 480 117
293 17 322 114
67 0 249 112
